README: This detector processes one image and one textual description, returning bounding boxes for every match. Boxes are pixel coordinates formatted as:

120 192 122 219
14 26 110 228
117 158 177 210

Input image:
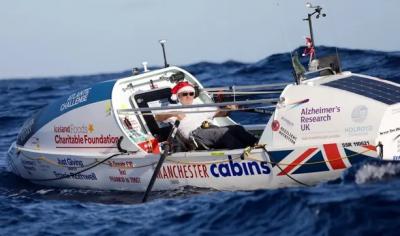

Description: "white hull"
7 141 377 192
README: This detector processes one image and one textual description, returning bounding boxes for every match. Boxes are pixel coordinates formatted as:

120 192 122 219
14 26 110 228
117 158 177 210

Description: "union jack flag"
268 143 377 176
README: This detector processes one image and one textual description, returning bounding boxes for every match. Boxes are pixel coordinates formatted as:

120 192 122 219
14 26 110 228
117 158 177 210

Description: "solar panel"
323 76 400 105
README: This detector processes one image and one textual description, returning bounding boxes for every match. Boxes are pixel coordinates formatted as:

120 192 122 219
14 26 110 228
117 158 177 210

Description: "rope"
20 151 159 169
24 144 375 168
21 151 95 168
28 152 123 182
242 144 374 166
21 152 63 167
18 142 376 182
249 144 309 186
166 155 243 165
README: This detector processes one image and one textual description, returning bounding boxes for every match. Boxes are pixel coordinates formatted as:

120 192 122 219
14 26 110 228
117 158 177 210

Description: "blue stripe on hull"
268 150 293 167
344 148 372 165
292 151 330 174
17 80 116 145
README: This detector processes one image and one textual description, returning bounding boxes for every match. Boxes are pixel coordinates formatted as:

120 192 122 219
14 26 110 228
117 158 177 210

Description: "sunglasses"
179 92 195 97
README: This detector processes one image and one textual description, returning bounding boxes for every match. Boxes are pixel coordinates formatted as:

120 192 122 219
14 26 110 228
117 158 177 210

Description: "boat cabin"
111 66 256 154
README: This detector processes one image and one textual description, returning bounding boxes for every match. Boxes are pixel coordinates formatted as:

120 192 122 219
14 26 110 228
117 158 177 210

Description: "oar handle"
142 120 180 203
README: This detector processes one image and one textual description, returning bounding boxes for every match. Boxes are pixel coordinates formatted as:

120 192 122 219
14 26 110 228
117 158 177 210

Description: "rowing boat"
7 4 399 195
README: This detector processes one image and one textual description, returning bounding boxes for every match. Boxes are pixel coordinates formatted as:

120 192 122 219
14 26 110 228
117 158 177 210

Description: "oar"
142 120 180 203
203 83 290 91
118 105 277 116
245 108 274 115
207 90 283 95
119 98 279 113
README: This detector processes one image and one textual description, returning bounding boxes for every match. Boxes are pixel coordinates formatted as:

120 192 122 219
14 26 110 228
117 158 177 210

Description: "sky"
1 0 399 79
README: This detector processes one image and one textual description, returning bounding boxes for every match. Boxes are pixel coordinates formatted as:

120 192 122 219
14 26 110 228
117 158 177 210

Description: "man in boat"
154 81 258 150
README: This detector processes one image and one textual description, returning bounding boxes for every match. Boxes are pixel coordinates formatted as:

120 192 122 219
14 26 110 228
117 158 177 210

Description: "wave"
1 47 400 235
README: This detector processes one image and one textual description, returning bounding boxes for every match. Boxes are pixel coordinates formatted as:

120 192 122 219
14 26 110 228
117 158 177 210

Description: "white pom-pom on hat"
170 94 178 101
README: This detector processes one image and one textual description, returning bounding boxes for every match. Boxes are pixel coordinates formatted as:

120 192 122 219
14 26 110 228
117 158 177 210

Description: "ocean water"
1 47 400 235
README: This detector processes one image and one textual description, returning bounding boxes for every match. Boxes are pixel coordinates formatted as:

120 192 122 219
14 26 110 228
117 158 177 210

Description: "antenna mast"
303 2 326 59
159 39 169 68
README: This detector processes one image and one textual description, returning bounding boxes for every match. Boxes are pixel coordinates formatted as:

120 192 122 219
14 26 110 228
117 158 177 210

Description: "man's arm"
213 105 237 118
155 112 186 122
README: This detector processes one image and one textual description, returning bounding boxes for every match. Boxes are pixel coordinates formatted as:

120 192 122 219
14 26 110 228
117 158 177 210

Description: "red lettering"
129 177 140 183
202 165 209 177
187 165 193 178
126 161 133 168
172 166 178 178
162 166 169 178
166 166 174 178
197 165 203 178
192 165 198 178
183 165 188 178
177 165 184 178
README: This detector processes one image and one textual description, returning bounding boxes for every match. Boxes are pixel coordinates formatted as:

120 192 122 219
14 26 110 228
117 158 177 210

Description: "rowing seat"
131 87 207 152
131 87 174 142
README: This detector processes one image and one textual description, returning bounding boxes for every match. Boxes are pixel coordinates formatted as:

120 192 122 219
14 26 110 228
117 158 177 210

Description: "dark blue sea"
1 47 400 235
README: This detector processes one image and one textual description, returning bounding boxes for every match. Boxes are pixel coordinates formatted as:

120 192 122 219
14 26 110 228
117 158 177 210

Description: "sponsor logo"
105 101 112 116
272 120 280 131
54 123 119 147
157 164 209 179
300 106 341 131
351 105 368 123
157 157 271 179
54 134 119 145
278 126 297 145
53 171 97 180
57 158 84 168
301 134 340 140
60 88 91 111
107 160 135 169
109 176 141 184
379 127 400 136
345 125 373 136
53 123 94 134
281 116 294 127
210 156 270 178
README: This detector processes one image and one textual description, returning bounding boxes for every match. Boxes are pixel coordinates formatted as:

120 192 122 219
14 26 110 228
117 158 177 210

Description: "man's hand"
175 112 186 120
155 111 185 122
225 105 238 110
214 104 238 118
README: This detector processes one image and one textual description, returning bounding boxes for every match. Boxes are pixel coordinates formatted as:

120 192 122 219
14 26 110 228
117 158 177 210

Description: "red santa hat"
170 81 195 101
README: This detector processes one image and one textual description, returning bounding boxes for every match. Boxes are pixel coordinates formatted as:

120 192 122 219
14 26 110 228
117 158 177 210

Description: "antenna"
303 2 326 58
159 39 169 68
